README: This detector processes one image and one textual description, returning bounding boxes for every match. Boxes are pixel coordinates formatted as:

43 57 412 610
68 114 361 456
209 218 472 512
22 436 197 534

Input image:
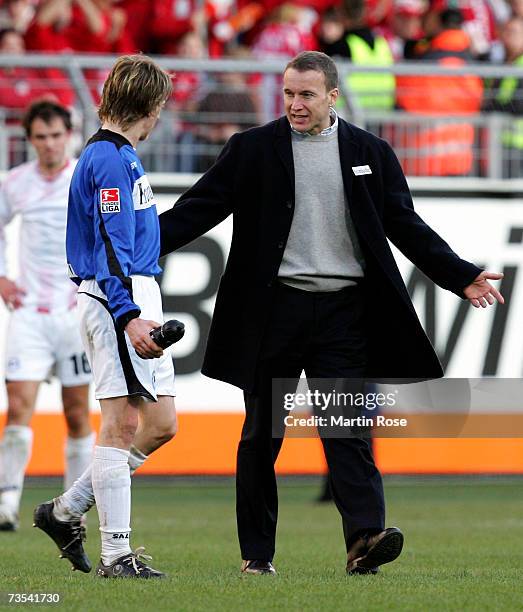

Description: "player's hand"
463 271 504 308
125 318 164 359
0 276 26 309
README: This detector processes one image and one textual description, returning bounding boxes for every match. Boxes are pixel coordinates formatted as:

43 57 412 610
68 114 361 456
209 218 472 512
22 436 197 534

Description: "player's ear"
329 88 339 106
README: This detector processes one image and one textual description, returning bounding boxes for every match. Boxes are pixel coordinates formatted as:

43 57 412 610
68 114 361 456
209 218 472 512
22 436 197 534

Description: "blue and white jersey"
66 129 161 328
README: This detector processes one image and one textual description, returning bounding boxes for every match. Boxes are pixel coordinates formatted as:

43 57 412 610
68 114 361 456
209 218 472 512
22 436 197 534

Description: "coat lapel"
338 119 378 248
338 118 358 206
273 117 295 193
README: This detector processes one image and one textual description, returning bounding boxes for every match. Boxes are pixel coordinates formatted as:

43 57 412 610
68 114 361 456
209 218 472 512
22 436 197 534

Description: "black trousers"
236 282 385 561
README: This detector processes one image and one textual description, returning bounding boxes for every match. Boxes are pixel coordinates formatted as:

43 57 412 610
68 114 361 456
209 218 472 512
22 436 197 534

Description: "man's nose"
290 98 303 110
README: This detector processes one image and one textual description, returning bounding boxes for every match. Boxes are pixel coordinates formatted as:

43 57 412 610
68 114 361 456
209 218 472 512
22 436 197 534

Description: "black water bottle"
149 319 185 349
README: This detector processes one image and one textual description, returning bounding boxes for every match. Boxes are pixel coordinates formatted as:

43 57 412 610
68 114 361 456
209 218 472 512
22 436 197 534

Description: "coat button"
267 281 273 287
278 241 284 248
286 200 293 208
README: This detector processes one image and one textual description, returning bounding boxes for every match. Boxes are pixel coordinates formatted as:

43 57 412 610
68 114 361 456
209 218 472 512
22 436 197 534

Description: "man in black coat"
159 51 503 576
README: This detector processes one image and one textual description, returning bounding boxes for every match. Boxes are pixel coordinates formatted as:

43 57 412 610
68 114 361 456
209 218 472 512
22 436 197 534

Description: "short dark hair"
284 51 339 91
440 8 464 28
98 55 173 130
22 101 72 137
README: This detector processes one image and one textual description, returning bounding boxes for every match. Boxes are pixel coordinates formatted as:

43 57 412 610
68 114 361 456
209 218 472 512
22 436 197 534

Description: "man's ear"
329 88 339 106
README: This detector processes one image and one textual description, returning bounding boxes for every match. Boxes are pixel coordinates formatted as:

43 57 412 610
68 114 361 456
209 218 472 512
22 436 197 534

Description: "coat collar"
274 117 294 190
273 115 361 196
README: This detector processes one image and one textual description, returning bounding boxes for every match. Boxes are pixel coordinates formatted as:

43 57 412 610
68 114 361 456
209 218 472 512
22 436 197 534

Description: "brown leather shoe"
241 560 276 575
346 527 404 574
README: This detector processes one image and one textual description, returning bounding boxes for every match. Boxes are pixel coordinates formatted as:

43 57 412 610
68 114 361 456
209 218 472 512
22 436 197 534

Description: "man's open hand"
463 271 504 308
125 318 163 359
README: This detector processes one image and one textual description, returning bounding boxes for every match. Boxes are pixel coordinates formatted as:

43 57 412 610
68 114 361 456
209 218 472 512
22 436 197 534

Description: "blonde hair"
98 55 173 130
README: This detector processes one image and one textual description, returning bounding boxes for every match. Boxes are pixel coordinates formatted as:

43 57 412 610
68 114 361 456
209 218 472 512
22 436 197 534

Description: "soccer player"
0 101 94 532
34 55 176 579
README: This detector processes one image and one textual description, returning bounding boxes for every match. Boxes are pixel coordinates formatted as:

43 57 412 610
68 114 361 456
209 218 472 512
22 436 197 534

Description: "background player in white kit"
0 101 94 531
34 56 178 579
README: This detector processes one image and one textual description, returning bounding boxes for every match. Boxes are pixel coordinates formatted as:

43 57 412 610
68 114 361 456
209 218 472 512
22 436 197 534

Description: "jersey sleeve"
91 146 141 328
0 181 15 277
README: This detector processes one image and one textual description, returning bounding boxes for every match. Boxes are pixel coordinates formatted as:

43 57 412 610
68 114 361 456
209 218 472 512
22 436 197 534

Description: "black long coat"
159 117 481 393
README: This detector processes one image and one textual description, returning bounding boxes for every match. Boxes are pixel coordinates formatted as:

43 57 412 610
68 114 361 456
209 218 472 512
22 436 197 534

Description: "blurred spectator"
508 0 523 17
253 3 316 57
170 30 208 172
208 0 265 57
25 0 131 53
0 27 74 110
172 30 207 111
148 0 205 55
483 16 523 177
174 68 258 172
320 0 395 111
193 87 258 170
25 0 135 104
0 0 35 32
424 0 497 59
488 0 511 23
380 0 427 59
364 0 393 27
396 7 483 175
118 0 153 52
0 27 41 110
253 3 317 119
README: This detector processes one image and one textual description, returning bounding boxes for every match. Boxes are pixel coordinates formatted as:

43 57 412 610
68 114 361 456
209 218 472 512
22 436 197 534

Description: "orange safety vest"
395 30 483 176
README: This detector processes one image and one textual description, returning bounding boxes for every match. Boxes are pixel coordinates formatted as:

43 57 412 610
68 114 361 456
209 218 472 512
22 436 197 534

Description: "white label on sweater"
352 165 372 175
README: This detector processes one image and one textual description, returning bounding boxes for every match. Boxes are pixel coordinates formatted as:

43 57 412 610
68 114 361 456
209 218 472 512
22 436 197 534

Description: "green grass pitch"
0 476 522 611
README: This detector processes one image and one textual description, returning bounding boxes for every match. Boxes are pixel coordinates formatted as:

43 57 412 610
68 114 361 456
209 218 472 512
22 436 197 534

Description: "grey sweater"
277 129 365 292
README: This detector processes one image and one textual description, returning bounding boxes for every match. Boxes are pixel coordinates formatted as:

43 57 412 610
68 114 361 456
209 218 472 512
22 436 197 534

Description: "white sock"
64 432 96 491
55 463 95 520
92 446 132 565
54 445 148 521
0 425 33 514
128 445 148 476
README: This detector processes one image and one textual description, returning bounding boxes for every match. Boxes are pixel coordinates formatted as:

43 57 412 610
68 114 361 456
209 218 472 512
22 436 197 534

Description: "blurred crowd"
0 0 523 176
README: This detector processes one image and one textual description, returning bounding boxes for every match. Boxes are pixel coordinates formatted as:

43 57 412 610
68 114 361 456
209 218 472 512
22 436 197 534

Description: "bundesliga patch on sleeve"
100 188 121 213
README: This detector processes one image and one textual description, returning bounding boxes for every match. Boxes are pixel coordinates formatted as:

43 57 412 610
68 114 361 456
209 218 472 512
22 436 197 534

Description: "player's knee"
119 415 140 444
101 411 138 447
151 418 177 447
63 404 89 435
6 392 33 425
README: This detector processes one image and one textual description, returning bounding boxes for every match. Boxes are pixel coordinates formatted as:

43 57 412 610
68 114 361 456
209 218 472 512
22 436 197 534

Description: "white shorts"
77 275 175 402
4 306 92 387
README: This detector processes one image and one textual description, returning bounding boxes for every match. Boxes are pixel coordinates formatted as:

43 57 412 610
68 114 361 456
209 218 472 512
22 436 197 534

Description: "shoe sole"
96 572 166 579
356 528 404 571
33 505 91 574
347 566 379 576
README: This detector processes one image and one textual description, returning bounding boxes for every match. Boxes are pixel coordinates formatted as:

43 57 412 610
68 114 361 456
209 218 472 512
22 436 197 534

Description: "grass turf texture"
0 476 522 611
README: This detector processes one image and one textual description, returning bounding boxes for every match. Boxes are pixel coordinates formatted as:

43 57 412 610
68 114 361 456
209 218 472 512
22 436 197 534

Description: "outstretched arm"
159 133 240 256
381 141 488 298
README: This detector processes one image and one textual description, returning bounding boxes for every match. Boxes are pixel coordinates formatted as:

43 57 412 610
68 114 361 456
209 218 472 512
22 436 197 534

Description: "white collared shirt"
289 108 339 138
